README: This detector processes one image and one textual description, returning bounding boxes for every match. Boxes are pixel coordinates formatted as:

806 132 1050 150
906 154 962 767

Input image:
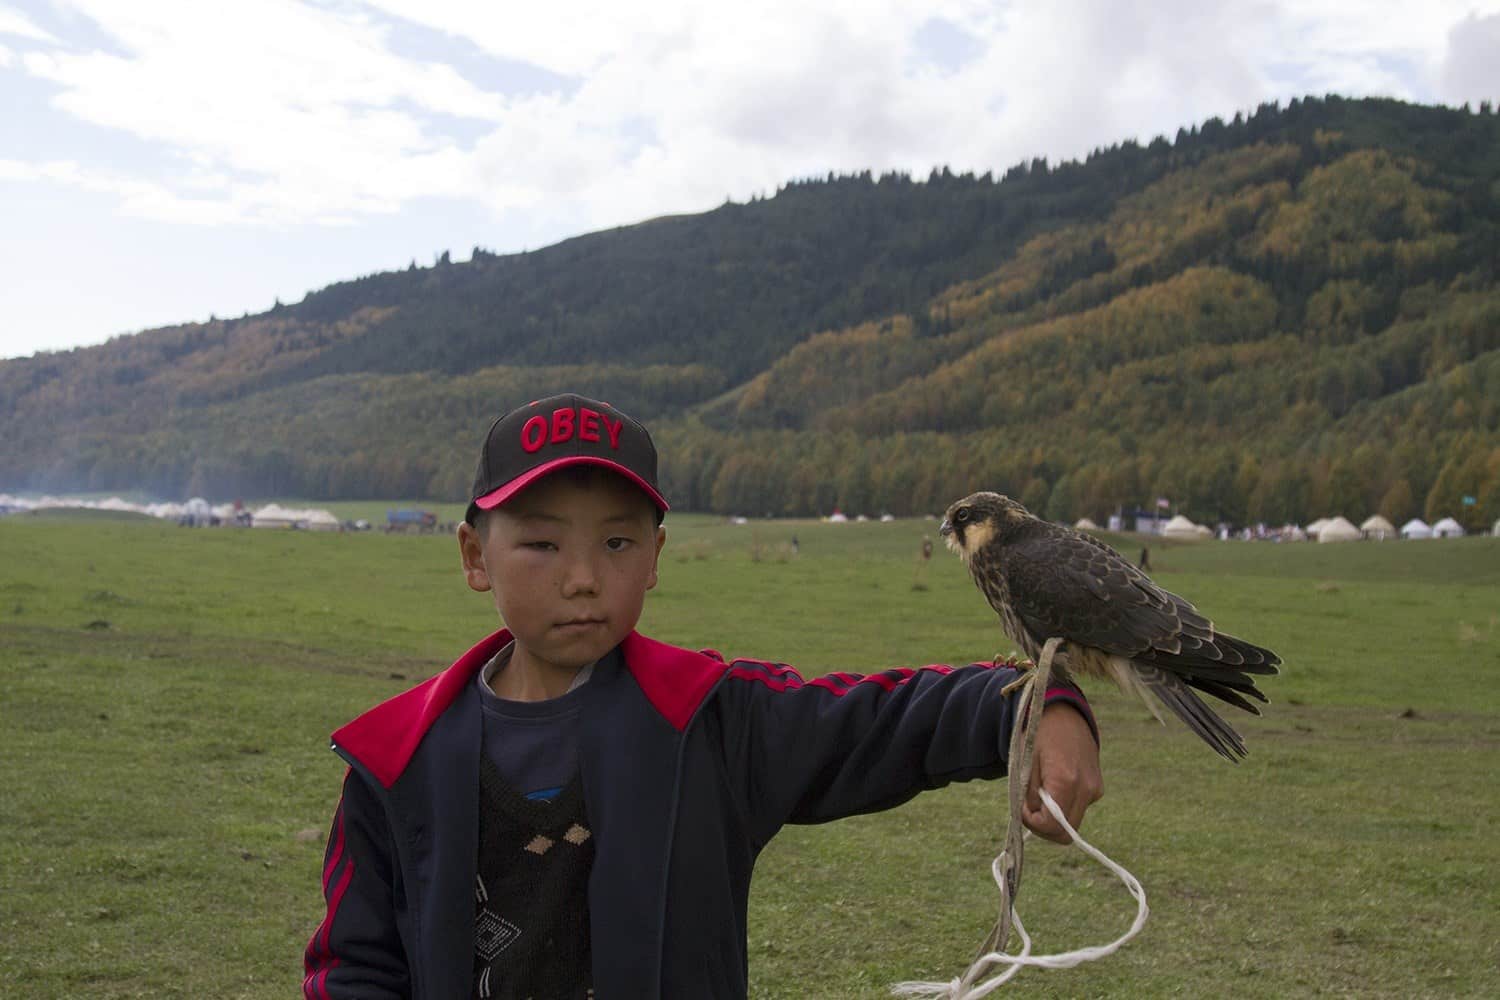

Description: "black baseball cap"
466 393 669 524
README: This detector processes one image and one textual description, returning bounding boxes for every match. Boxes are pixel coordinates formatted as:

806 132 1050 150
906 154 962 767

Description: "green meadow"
1 512 1497 998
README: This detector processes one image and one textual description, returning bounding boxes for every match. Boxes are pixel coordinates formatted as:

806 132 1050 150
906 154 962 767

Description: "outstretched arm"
718 659 1101 844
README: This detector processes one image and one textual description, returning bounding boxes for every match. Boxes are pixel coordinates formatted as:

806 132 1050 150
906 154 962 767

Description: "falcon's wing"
1000 525 1194 658
997 522 1279 761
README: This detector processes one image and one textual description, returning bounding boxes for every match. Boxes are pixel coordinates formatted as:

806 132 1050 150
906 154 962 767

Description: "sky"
2 0 1499 360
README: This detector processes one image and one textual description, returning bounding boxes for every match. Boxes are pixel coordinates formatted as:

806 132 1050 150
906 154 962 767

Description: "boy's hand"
1022 703 1103 844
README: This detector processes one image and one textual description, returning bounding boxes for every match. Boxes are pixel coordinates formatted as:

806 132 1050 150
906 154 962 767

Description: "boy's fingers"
1022 795 1071 844
1023 769 1084 843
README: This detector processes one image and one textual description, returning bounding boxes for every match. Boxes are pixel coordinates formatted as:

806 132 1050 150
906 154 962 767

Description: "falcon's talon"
999 659 1036 696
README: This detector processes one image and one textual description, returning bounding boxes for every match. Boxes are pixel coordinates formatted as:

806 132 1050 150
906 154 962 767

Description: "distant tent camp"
1074 517 1101 531
1359 515 1395 541
1162 514 1204 541
1431 517 1465 539
1493 518 1500 537
1400 518 1433 540
1317 516 1360 543
1306 517 1331 539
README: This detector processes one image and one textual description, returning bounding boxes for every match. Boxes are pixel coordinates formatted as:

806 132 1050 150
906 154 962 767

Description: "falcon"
940 492 1280 760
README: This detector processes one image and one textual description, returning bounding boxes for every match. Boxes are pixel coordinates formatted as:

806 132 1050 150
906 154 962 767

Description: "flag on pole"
1156 497 1170 509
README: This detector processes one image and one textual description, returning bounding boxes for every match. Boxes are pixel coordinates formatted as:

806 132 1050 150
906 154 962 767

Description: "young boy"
304 393 1103 999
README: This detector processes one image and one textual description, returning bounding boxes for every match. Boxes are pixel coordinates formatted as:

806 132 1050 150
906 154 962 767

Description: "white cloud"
13 0 507 223
1440 12 1500 104
0 4 57 42
0 157 246 223
4 1 1500 257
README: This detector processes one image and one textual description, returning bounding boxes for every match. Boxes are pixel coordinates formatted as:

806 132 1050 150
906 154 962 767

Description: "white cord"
891 789 1149 998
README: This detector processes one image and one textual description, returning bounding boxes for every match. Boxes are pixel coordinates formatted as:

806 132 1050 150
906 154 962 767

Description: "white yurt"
98 496 149 515
183 497 213 524
1493 518 1500 538
1162 514 1204 541
1317 516 1361 543
251 503 300 528
1359 515 1395 541
303 509 341 532
1074 517 1100 531
144 501 186 520
1431 517 1466 539
252 504 341 529
1400 518 1433 540
1306 517 1331 538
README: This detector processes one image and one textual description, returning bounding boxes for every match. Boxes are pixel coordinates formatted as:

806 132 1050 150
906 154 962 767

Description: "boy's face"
458 469 666 675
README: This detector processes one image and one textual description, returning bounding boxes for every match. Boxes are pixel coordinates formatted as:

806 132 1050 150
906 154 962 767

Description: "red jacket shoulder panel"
332 629 512 788
620 632 729 731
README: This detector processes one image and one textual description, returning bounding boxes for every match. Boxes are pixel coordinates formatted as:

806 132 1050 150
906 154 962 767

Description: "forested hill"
3 95 1499 528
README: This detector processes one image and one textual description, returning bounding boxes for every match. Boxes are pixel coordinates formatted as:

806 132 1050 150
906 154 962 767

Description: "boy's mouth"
555 617 606 630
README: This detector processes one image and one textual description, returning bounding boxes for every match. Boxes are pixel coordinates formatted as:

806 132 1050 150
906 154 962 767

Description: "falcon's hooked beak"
939 516 964 557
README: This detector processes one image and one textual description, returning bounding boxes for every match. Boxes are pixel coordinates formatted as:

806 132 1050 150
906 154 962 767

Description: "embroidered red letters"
519 407 624 453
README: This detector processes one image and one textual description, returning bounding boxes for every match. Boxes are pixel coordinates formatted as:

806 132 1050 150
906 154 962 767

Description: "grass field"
2 513 1497 997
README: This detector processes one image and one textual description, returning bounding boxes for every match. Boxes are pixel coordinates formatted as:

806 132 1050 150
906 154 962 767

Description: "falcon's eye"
954 508 970 525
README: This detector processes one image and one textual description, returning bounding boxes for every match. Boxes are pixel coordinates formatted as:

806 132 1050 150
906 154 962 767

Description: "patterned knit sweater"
473 755 594 999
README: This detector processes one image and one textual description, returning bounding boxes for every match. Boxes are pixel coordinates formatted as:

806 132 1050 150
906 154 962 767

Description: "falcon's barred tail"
1111 660 1250 761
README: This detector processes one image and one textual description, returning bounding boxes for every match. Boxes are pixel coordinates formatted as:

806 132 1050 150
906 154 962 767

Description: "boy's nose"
559 555 601 596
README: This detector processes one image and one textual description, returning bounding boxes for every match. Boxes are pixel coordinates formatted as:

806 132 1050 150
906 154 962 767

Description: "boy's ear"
646 524 666 591
457 521 493 593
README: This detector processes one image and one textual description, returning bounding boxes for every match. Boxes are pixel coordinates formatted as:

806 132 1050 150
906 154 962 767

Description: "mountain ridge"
3 95 1498 529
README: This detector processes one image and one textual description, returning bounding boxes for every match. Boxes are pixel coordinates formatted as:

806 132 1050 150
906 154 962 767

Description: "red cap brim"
472 456 670 514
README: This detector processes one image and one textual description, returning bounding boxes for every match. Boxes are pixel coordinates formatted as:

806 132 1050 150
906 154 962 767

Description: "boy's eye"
605 536 634 552
523 540 557 551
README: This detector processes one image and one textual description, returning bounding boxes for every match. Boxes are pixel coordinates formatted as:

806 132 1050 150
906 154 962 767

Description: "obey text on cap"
519 406 625 453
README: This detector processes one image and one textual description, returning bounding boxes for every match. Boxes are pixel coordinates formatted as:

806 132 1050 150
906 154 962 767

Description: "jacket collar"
332 628 728 788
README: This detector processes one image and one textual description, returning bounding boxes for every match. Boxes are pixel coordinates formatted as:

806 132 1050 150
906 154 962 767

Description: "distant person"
1139 547 1151 572
304 394 1101 998
922 535 934 561
790 533 799 554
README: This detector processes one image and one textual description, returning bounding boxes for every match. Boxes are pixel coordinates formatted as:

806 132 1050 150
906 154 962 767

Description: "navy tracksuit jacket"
304 629 1093 998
